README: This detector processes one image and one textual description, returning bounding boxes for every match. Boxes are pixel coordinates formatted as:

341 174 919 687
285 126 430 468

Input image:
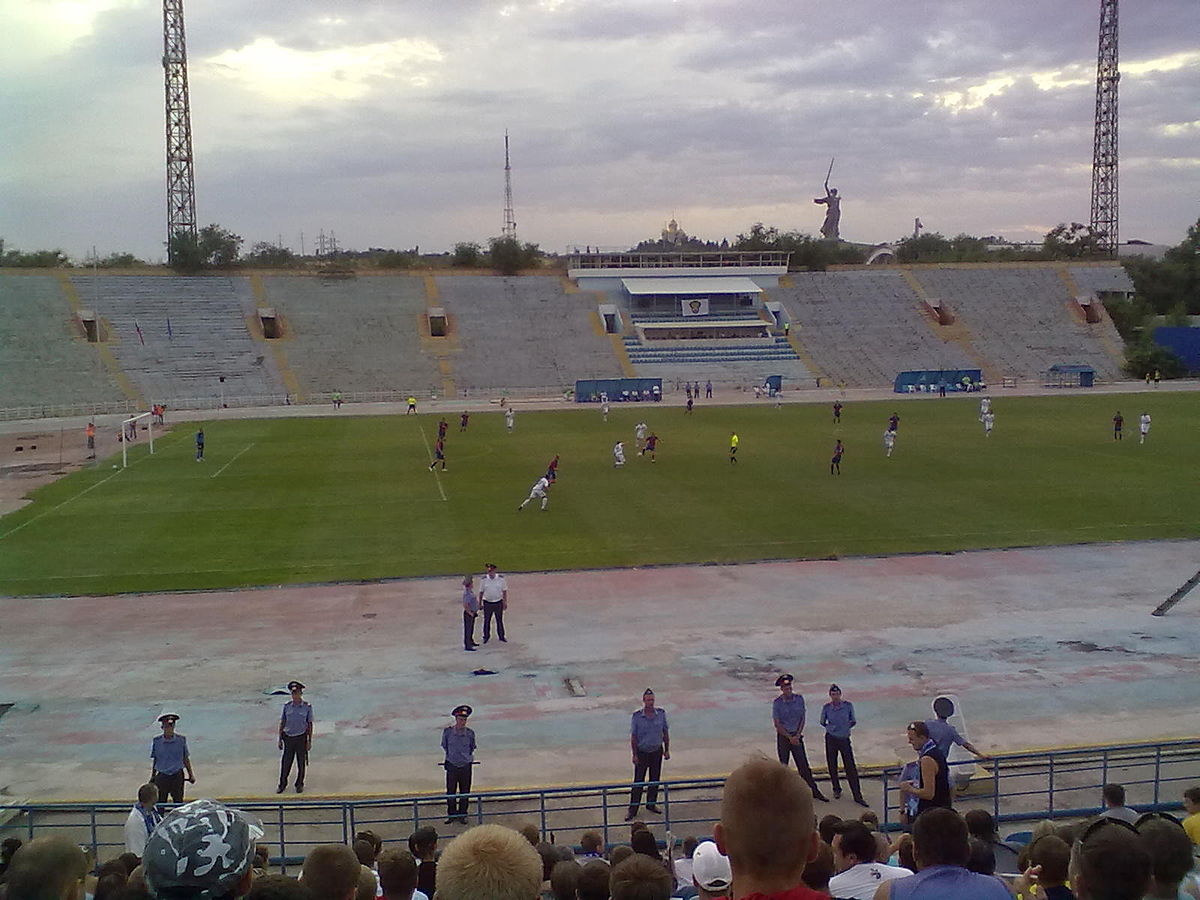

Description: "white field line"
211 443 256 479
0 467 124 540
416 424 448 501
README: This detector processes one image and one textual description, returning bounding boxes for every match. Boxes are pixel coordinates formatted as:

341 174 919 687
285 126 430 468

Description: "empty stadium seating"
260 275 438 397
772 271 979 387
908 267 1125 380
434 276 623 391
0 274 125 409
67 274 283 406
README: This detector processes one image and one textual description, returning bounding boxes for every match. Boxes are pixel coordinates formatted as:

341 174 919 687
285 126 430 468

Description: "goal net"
120 411 155 468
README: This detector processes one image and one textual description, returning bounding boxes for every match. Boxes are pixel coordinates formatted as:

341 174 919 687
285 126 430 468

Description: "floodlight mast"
163 0 197 264
1089 0 1119 258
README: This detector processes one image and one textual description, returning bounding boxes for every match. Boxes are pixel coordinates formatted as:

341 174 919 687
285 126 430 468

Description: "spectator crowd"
1 767 1197 900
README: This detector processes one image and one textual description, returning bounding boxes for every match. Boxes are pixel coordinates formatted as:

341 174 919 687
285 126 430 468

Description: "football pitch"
0 393 1196 597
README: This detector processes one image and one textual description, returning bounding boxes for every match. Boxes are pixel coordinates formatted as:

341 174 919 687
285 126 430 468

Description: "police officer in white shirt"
478 563 508 643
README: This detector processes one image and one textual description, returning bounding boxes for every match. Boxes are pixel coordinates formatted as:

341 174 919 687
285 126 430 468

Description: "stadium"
2 0 1199 896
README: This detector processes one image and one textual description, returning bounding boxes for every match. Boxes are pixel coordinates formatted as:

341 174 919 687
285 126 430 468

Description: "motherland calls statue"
813 158 841 241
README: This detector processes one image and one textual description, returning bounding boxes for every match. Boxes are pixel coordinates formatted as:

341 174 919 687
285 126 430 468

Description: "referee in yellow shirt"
729 431 739 464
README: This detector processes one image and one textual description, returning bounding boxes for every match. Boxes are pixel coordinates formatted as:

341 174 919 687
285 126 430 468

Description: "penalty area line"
0 467 124 541
211 443 256 479
416 424 448 502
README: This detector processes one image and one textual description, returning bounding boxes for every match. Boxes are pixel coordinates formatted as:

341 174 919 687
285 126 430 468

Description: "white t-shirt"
124 806 152 856
1140 414 1151 432
828 862 913 899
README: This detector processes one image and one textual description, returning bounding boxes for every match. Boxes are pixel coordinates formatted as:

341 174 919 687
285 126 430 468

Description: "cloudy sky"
2 0 1198 262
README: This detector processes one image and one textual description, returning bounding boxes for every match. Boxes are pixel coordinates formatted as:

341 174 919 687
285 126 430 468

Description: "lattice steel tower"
163 0 197 262
1090 0 1119 257
502 131 517 240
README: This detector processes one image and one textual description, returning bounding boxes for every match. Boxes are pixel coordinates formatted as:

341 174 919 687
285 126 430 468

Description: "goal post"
120 411 155 468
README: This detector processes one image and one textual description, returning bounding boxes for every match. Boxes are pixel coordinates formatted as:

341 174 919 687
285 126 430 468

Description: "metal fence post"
1048 754 1055 814
278 805 288 875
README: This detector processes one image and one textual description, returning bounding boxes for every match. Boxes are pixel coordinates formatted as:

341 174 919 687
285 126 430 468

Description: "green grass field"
0 393 1196 596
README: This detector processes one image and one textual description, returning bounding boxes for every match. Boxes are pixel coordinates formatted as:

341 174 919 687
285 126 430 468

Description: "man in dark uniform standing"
772 674 828 802
277 681 312 794
150 713 195 804
441 705 476 825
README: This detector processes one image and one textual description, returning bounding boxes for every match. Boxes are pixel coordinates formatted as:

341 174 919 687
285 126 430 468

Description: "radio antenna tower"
1090 0 1119 257
502 131 517 240
163 0 197 263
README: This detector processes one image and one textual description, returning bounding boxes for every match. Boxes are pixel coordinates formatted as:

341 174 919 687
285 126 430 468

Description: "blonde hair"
435 825 542 900
720 757 815 880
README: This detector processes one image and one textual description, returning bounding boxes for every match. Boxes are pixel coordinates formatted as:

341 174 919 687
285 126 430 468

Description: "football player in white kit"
518 475 550 511
613 441 625 467
505 406 515 432
979 395 991 422
1139 411 1151 444
635 422 648 453
983 411 994 436
883 428 896 457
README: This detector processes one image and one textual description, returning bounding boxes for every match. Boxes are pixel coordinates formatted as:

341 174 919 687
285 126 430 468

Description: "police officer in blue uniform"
277 681 312 794
442 705 476 825
151 713 196 804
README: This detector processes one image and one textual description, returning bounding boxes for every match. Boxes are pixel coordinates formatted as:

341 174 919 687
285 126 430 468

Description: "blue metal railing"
880 738 1198 830
3 739 1196 870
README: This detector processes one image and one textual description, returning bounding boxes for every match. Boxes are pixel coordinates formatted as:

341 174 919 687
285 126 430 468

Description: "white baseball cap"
691 840 732 893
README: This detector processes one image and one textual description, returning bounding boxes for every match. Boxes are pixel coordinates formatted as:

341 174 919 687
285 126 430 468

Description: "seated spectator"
253 846 271 879
354 833 382 864
610 855 672 900
874 808 1009 898
0 837 23 883
889 834 916 873
579 832 607 861
354 868 378 900
247 874 315 900
963 809 1021 874
1183 787 1200 847
124 784 163 859
434 825 541 900
1068 816 1150 900
406 827 437 899
519 824 542 847
353 840 377 869
828 821 911 899
799 842 835 895
630 831 661 863
1024 835 1073 900
550 860 579 900
539 842 561 895
712 756 825 899
142 799 263 900
610 847 635 868
577 859 612 900
94 869 129 900
818 816 843 847
376 848 427 900
300 845 361 900
116 854 141 876
688 842 731 900
672 837 698 888
965 837 995 875
1100 784 1140 824
1137 816 1194 900
857 811 892 864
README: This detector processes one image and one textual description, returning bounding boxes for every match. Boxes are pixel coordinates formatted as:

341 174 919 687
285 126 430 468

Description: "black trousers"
445 763 472 816
153 770 185 804
482 601 505 641
777 733 822 794
279 734 308 788
825 733 863 798
463 611 477 649
629 748 663 812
